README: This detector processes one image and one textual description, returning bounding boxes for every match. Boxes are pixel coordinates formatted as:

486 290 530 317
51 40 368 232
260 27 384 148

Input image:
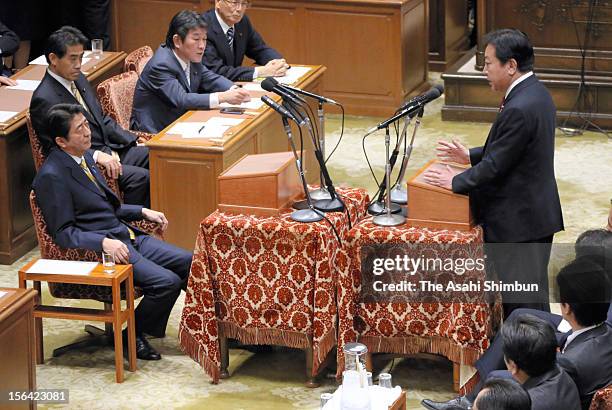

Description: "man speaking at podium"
423 29 564 317
201 0 289 81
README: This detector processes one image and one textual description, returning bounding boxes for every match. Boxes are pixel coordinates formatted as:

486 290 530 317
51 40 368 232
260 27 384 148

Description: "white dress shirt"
172 50 219 108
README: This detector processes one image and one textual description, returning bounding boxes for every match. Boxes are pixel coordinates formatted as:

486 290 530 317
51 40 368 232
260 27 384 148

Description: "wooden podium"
406 160 474 231
217 152 302 217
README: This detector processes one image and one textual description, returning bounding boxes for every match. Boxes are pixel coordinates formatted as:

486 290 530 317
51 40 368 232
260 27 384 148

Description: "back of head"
556 256 611 326
501 314 557 377
483 29 534 72
474 378 532 410
47 103 84 144
45 26 88 64
165 10 207 49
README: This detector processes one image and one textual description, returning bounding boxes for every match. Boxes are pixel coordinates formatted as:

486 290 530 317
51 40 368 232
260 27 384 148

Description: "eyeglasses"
223 0 251 9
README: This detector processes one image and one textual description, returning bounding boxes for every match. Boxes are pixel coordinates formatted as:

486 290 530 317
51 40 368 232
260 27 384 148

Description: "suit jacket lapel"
166 47 190 91
61 153 107 198
233 22 246 65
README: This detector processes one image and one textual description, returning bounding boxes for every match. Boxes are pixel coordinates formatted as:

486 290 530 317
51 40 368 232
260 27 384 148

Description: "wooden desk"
110 0 429 116
0 288 37 410
18 260 137 383
0 52 126 264
146 65 325 249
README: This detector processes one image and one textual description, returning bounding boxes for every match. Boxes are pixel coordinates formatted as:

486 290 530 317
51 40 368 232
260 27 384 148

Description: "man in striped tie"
33 103 193 361
201 0 289 81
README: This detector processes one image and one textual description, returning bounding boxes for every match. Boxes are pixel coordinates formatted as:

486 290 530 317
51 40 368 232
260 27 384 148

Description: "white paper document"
168 117 244 139
0 111 18 122
276 66 312 85
27 259 98 276
0 291 7 299
30 52 92 66
7 79 41 91
220 98 264 110
242 83 264 92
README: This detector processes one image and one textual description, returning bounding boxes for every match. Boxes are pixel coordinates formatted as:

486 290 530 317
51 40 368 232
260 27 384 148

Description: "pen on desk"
198 124 206 134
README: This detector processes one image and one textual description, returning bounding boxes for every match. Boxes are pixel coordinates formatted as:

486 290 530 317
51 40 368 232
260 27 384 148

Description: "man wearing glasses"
202 0 289 81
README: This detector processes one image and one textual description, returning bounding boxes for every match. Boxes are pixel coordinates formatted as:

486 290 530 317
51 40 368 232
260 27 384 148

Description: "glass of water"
91 38 103 58
102 252 115 273
320 392 333 409
379 372 392 388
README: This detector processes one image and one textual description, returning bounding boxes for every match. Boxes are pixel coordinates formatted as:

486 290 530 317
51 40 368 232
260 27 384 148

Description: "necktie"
499 96 506 113
71 82 89 112
80 159 102 191
184 65 190 88
227 26 234 50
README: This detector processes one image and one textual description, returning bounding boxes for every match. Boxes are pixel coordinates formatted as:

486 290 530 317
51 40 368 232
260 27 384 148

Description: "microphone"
367 86 443 133
280 83 339 105
261 77 306 106
398 84 444 111
261 95 303 125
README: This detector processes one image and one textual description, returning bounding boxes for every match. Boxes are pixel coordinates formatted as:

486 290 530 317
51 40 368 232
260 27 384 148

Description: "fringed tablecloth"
179 187 369 382
336 217 502 391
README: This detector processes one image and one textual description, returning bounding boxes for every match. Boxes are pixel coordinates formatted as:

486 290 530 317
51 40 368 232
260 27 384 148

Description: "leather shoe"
421 396 472 410
123 333 161 360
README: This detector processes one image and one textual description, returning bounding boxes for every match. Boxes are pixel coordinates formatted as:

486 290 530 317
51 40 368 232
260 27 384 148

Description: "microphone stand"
367 123 405 216
390 107 424 204
309 100 332 201
281 117 324 223
373 126 406 227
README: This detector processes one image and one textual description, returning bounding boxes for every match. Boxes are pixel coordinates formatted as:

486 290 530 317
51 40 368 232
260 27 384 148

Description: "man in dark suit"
131 10 250 134
33 103 193 360
424 29 563 316
0 20 19 83
30 26 150 207
424 314 581 410
422 256 612 410
201 0 288 81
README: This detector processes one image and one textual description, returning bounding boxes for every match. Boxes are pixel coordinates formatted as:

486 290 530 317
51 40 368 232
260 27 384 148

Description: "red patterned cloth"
589 384 612 410
179 187 369 383
336 218 501 378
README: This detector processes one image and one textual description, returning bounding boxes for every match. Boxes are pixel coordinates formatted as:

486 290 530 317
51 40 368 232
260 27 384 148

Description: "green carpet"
1 90 610 409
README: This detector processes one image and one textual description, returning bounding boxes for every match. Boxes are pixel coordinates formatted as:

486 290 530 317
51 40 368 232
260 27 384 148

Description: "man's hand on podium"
423 164 460 191
436 139 470 165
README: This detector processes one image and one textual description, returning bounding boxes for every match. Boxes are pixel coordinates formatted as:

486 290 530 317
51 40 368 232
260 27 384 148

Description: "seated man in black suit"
33 104 193 360
202 0 288 81
472 379 531 410
422 256 611 410
30 26 150 207
0 20 19 85
131 9 250 134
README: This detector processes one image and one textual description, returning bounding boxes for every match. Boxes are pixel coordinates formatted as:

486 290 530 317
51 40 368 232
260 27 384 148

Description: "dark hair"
45 26 88 64
556 256 610 326
483 29 534 72
47 103 85 145
165 10 207 49
475 378 531 410
501 314 557 377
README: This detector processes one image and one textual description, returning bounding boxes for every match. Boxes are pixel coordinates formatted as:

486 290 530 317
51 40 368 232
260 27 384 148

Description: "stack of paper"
29 52 92 66
0 111 18 122
26 259 98 275
219 99 265 110
167 117 245 139
6 80 41 91
0 291 7 299
276 66 312 85
242 83 264 92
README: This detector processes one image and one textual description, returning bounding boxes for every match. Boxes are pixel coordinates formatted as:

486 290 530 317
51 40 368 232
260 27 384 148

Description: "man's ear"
507 58 518 76
48 53 59 67
172 34 182 49
560 303 571 316
55 136 66 149
504 356 518 375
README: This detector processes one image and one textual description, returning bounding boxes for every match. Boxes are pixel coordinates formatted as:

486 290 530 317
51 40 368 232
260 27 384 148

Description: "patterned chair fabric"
124 45 153 75
589 384 612 410
96 71 154 143
26 112 122 195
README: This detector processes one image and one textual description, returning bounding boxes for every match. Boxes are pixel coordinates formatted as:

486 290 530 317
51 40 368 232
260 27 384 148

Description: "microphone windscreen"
434 84 444 95
261 77 276 92
423 86 442 102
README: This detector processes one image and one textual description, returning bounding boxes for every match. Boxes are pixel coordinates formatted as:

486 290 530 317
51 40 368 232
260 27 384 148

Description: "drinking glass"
91 39 103 57
102 252 115 273
379 372 392 389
